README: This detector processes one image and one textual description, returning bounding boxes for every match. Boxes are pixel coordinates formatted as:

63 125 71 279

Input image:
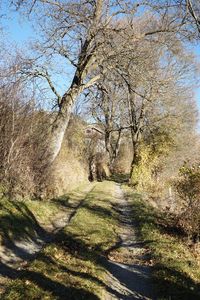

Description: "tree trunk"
104 128 122 172
109 129 122 170
130 147 140 179
47 86 80 164
130 130 140 180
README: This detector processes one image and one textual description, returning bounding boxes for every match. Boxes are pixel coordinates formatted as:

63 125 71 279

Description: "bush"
131 131 173 199
175 163 200 243
0 83 48 198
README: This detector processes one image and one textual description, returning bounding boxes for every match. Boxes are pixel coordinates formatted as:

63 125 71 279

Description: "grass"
109 173 129 183
0 196 43 243
1 181 121 299
0 192 74 296
2 180 199 299
122 185 200 300
0 183 94 244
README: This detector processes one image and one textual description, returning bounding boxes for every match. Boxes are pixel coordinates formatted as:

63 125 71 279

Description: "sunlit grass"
2 181 120 299
123 185 200 300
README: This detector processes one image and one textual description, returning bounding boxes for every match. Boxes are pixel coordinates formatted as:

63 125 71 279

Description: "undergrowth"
123 185 200 300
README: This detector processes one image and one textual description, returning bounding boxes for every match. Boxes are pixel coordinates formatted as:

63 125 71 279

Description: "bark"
105 130 112 161
104 128 122 170
127 89 145 179
130 137 140 180
110 129 122 168
45 0 104 165
48 86 79 164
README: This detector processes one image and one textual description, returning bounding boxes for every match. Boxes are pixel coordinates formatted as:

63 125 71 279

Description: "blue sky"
2 4 34 42
2 5 200 117
1 6 76 105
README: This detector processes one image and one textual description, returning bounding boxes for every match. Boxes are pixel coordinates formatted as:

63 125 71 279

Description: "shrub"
131 131 173 198
0 83 48 198
174 163 200 243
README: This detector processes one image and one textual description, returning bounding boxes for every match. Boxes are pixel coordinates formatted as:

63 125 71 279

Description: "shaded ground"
123 186 200 300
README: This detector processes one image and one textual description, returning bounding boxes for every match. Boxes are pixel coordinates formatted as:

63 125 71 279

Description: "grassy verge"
0 196 49 244
0 183 93 244
123 185 200 300
1 181 120 299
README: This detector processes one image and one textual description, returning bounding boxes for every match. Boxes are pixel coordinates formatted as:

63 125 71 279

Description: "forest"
0 1 200 299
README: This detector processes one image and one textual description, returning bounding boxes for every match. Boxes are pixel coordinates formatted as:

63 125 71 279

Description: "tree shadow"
125 196 200 299
0 201 50 262
1 186 200 299
82 202 113 218
0 261 100 300
52 231 156 299
1 228 200 300
51 190 88 209
0 230 127 299
50 195 71 208
153 263 200 300
0 191 86 265
109 174 130 183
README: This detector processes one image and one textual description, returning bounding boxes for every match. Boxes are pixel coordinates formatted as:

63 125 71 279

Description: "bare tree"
8 0 198 168
9 1 136 165
144 0 200 38
187 0 200 33
87 72 126 169
86 16 198 178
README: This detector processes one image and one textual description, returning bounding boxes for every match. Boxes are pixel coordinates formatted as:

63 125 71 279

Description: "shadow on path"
104 259 154 299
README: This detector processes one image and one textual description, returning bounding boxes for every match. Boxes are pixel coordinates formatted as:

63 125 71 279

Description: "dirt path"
104 184 155 300
0 182 155 299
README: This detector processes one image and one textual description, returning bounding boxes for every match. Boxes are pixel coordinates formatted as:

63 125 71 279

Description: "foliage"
174 163 200 242
176 163 200 205
131 130 174 195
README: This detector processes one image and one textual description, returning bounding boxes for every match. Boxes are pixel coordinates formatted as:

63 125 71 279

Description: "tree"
84 9 198 180
146 0 200 39
118 32 197 178
9 0 199 168
87 72 126 169
9 1 136 165
187 0 200 33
